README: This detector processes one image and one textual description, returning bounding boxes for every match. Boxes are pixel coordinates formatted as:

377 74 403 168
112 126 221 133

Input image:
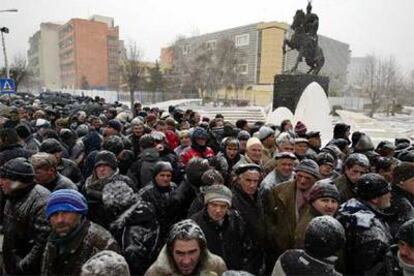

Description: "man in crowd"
1 158 50 274
265 159 320 266
257 126 276 165
145 219 227 275
42 189 119 275
30 152 78 191
337 173 392 275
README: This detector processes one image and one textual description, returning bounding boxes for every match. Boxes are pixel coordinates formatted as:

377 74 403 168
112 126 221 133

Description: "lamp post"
0 9 18 79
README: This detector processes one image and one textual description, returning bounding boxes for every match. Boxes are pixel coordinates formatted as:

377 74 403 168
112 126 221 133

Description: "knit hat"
393 162 414 185
308 179 340 202
192 127 209 140
80 250 131 276
204 184 232 207
295 137 309 145
295 159 320 179
107 119 122 132
316 152 335 167
237 130 251 141
356 173 391 200
46 189 88 219
153 161 173 178
167 219 206 248
257 126 275 141
94 150 118 170
246 137 262 149
40 138 64 154
294 121 307 137
0 157 35 184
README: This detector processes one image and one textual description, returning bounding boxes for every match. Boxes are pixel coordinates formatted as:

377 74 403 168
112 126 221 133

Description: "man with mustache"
41 189 119 276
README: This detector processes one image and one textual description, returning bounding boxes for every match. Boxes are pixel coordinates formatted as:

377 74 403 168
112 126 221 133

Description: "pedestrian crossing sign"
0 78 16 93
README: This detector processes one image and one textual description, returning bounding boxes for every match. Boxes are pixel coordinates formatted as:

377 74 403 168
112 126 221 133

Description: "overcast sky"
1 0 413 74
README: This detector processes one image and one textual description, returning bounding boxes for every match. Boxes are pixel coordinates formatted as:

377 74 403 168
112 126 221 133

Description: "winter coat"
41 219 119 276
260 170 294 198
3 184 51 275
191 208 252 272
264 179 310 264
334 174 357 203
336 198 392 275
232 185 266 275
138 181 179 242
272 249 342 276
83 169 135 229
145 245 227 276
262 145 277 166
0 144 33 166
58 158 83 186
110 200 161 276
41 172 78 192
128 148 160 190
170 177 199 220
180 145 215 167
117 149 135 175
23 135 40 153
293 207 321 249
386 185 414 238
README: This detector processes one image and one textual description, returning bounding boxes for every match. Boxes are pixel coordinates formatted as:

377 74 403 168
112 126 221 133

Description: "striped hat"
46 189 88 219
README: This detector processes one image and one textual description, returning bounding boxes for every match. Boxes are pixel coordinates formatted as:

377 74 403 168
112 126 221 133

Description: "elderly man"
264 133 295 173
257 126 276 165
42 189 119 275
337 173 392 275
0 158 50 275
232 164 266 275
30 152 78 192
260 151 296 195
234 137 264 169
265 159 320 266
145 219 227 276
191 184 252 272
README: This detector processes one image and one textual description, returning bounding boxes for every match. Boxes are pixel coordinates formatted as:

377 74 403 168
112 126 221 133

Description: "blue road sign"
0 78 15 93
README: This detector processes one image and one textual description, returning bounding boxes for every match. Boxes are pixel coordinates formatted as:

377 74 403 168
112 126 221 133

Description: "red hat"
295 121 307 136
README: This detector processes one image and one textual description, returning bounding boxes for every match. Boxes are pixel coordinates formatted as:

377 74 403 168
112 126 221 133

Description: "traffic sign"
0 78 15 93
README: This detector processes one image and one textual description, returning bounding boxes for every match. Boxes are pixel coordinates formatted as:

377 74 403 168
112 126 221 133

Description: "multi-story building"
28 15 120 90
160 20 350 101
27 23 62 90
59 15 120 90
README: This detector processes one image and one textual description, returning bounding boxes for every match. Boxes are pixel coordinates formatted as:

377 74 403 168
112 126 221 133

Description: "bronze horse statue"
283 9 325 75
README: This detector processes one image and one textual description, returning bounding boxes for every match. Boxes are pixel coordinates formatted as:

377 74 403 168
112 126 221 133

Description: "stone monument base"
273 74 329 113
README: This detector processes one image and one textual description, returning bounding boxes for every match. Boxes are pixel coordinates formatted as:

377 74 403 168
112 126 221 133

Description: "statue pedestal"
273 74 329 113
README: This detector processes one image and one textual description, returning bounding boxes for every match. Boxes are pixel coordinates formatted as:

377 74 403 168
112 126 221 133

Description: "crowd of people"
0 92 414 275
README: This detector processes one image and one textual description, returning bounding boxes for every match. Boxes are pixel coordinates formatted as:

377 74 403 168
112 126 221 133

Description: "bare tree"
1 54 33 92
170 37 247 104
120 42 145 109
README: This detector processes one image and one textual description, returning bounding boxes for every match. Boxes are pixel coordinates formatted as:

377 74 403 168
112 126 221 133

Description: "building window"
206 39 217 50
235 34 249 47
238 64 248 75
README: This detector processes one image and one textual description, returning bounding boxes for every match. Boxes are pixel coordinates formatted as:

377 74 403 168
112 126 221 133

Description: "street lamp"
1 27 10 78
0 8 17 79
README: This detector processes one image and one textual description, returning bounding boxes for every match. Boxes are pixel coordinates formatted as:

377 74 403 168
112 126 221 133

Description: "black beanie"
152 161 173 178
356 173 391 200
393 162 414 185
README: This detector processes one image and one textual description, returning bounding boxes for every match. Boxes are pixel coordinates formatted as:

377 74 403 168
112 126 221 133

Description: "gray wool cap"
257 126 275 141
81 250 130 276
295 159 320 179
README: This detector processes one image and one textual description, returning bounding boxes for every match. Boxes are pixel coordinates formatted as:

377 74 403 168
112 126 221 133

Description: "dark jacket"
386 185 414 238
83 169 134 229
191 208 252 272
3 184 51 275
57 158 83 187
232 185 266 275
41 172 78 192
110 200 161 276
336 198 392 275
0 144 32 166
334 174 357 203
41 219 119 276
170 177 199 220
128 148 160 189
138 181 179 242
